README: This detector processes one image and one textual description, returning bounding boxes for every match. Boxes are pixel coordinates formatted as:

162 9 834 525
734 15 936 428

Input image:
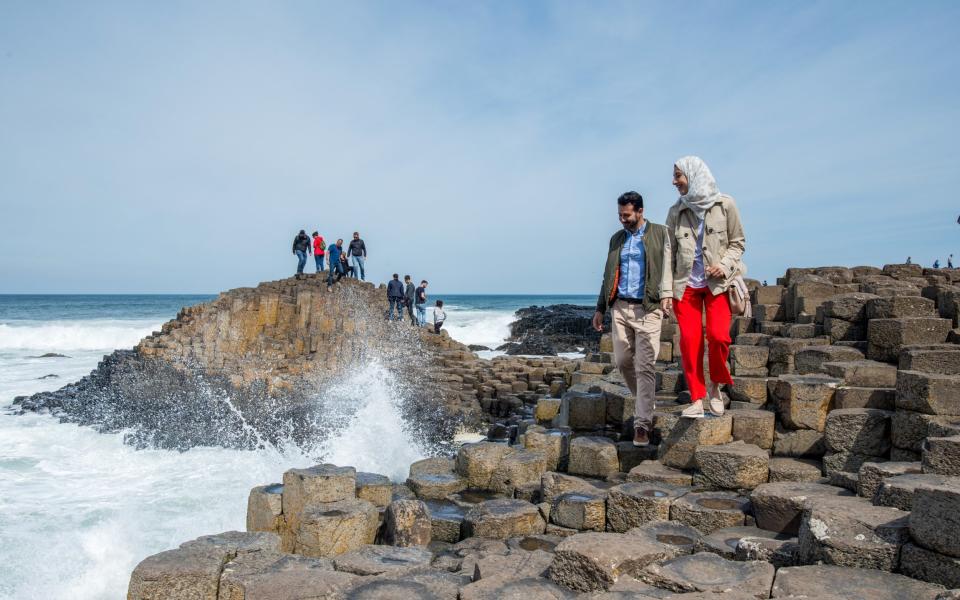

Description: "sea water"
0 292 591 599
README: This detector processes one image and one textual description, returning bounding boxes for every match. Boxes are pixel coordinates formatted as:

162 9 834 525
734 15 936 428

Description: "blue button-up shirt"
617 221 647 300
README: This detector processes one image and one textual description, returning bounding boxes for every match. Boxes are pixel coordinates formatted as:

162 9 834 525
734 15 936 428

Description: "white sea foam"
0 411 313 600
0 357 432 600
316 362 428 481
442 308 514 348
0 320 159 351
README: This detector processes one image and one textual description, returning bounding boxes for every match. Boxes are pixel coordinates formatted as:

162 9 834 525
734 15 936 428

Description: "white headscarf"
675 156 721 220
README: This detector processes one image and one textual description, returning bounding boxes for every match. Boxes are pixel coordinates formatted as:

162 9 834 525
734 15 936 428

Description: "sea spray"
312 361 430 481
0 360 436 600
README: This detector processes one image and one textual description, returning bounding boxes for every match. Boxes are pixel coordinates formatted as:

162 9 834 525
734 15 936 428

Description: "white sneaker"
708 385 725 416
681 400 705 419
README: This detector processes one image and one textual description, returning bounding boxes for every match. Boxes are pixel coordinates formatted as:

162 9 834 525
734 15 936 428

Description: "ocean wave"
0 320 161 351
442 309 515 347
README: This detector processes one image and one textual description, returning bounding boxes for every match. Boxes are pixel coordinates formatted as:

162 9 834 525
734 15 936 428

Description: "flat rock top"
701 525 791 553
727 408 775 419
824 359 895 369
674 491 751 513
459 575 572 600
776 374 842 386
465 498 539 519
628 519 703 550
609 481 689 499
641 551 775 595
751 481 851 501
409 457 456 476
828 406 894 416
884 473 959 492
288 463 357 479
332 545 432 576
861 461 922 476
356 472 390 486
771 564 944 600
695 440 768 458
343 568 466 599
570 436 617 448
554 531 673 561
628 461 689 475
802 494 909 527
181 530 281 554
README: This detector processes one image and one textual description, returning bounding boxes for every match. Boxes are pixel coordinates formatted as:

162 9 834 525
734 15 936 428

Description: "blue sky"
1 1 958 293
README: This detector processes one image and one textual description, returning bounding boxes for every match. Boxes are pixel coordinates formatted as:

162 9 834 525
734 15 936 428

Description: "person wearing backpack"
667 156 746 420
312 232 326 272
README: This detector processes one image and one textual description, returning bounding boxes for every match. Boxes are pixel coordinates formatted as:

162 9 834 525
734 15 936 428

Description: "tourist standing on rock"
326 239 346 290
312 231 326 273
348 232 367 280
403 275 416 325
667 156 745 419
292 230 311 274
415 280 428 326
433 300 446 333
591 191 672 447
387 274 405 320
950 255 955 269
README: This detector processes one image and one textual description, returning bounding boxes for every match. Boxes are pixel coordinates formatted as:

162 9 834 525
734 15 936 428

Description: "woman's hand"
660 299 671 315
706 264 725 278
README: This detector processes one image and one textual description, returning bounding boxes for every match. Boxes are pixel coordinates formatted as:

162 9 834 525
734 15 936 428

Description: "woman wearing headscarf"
666 157 745 418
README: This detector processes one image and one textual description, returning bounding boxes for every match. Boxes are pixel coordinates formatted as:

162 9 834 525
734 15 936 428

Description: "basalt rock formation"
131 263 960 598
506 304 610 355
13 275 475 450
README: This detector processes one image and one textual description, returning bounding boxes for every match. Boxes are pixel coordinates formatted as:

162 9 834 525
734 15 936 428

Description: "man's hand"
660 298 672 315
592 311 604 332
706 264 725 278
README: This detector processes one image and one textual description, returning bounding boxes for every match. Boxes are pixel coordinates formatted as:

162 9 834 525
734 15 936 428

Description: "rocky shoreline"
126 262 960 599
11 275 479 450
500 304 609 356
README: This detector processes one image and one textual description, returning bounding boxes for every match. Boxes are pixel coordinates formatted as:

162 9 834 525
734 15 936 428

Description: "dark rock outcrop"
508 304 609 354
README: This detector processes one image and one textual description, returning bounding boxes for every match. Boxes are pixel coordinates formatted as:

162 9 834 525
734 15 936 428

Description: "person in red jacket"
312 232 326 273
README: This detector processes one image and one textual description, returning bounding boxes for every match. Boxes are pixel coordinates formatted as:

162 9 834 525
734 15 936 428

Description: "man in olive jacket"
591 191 673 446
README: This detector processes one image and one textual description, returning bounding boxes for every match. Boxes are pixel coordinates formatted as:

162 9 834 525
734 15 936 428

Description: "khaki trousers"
611 299 663 431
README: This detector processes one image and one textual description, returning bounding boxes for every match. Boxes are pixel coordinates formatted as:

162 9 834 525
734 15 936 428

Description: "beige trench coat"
665 194 746 300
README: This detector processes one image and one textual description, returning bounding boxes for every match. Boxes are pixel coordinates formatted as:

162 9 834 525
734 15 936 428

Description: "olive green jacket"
595 221 673 315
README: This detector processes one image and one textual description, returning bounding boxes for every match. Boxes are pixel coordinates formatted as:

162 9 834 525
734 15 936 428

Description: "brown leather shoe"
633 426 649 447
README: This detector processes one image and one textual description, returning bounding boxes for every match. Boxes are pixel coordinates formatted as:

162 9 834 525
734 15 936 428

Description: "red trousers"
673 286 733 402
